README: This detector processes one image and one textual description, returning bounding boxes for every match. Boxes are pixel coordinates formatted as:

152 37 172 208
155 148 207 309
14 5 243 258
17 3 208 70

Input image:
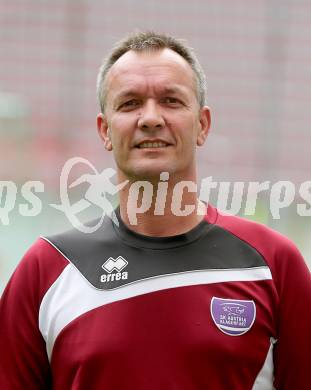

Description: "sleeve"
212 210 311 389
0 239 68 389
272 240 311 390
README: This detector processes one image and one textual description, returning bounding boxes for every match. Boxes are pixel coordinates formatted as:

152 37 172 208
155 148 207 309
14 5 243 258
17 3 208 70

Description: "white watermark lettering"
154 172 169 216
19 181 44 217
216 181 245 215
0 181 17 225
297 181 311 217
127 181 153 225
244 181 270 215
270 181 295 219
1 157 310 231
171 181 197 217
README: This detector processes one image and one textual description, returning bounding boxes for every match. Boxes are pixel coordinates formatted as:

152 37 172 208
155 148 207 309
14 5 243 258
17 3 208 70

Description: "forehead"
105 48 196 100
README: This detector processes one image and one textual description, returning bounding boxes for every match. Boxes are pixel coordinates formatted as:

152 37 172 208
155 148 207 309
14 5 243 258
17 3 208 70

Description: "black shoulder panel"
44 216 267 291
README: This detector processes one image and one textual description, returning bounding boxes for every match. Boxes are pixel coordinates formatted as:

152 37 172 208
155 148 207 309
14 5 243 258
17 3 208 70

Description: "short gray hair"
96 31 207 113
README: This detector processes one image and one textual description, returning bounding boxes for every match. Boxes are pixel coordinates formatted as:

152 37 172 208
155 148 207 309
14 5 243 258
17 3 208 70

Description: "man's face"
97 48 210 181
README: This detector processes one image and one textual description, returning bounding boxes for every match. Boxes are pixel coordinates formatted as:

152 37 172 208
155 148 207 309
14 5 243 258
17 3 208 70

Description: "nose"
138 100 165 131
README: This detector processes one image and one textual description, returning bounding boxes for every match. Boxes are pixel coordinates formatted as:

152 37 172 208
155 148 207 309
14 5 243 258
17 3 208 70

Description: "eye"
119 100 140 110
161 97 181 105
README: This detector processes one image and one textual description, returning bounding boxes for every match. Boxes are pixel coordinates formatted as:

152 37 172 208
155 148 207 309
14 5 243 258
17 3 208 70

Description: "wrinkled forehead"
105 48 197 100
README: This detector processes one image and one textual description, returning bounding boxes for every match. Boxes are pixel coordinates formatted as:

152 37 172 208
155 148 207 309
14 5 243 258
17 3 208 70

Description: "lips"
135 139 172 149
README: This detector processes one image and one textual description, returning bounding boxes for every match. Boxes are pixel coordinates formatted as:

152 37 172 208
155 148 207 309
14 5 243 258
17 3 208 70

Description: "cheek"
110 116 134 143
110 115 136 137
173 115 198 143
110 117 139 161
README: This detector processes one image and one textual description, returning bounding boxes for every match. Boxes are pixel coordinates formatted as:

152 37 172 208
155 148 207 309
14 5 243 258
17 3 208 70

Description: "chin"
124 163 175 180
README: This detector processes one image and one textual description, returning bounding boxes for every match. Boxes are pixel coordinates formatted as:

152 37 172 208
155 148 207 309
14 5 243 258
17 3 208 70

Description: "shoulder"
5 238 69 302
206 205 310 289
210 206 294 253
21 237 69 272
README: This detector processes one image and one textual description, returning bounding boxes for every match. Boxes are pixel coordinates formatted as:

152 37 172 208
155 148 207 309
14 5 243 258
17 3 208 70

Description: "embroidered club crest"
210 297 256 336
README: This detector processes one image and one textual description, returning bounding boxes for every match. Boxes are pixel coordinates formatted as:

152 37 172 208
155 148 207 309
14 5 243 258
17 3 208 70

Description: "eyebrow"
160 86 185 95
114 86 187 102
114 90 138 101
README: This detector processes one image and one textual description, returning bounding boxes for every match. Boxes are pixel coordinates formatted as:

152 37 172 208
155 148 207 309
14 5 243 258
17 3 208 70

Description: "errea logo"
100 256 129 283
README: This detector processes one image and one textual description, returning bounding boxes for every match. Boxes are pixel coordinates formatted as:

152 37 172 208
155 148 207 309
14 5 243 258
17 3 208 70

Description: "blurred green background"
1 0 310 294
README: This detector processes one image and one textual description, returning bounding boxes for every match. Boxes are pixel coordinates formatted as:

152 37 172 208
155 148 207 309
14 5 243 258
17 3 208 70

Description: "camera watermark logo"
50 157 128 233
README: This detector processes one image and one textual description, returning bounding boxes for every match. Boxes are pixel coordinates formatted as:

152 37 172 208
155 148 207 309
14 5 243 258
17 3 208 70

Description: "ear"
97 113 113 151
197 106 211 146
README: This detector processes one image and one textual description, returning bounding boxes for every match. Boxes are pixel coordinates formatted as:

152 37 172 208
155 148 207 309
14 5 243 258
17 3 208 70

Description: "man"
0 31 310 389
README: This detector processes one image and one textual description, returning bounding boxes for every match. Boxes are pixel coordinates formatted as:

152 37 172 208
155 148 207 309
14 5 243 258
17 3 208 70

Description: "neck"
118 172 206 237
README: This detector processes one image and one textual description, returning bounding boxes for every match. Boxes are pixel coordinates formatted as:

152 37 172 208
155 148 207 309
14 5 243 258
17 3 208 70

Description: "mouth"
135 140 172 149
